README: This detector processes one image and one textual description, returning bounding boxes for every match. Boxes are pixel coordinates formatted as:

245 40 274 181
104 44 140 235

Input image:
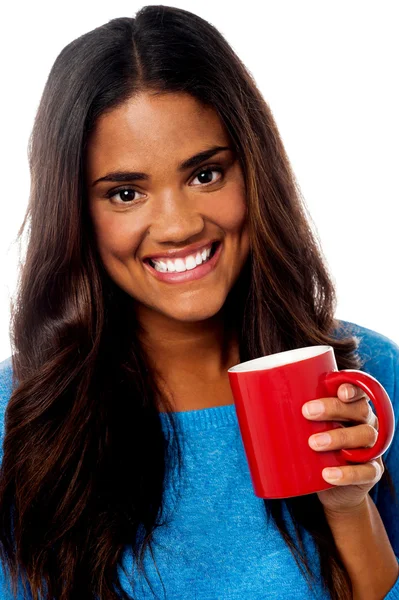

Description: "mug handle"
322 369 395 463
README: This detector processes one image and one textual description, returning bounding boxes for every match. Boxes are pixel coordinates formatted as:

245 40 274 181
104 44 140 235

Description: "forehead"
85 92 229 177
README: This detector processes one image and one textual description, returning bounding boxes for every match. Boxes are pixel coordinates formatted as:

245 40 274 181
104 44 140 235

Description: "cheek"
89 209 144 265
213 188 247 232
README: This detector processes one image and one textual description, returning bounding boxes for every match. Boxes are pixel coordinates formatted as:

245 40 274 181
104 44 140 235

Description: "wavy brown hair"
0 5 396 599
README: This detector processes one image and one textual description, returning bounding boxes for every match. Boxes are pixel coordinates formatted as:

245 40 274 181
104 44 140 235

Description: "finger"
302 396 372 423
308 423 378 451
336 385 378 429
337 384 368 403
322 459 384 485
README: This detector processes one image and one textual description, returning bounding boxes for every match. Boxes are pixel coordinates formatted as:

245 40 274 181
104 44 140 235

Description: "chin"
156 296 227 323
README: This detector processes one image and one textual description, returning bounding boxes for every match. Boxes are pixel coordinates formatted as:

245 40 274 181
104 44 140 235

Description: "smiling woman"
85 92 249 326
0 5 398 600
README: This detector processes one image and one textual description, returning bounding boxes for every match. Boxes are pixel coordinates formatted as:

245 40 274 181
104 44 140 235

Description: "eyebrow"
91 145 233 187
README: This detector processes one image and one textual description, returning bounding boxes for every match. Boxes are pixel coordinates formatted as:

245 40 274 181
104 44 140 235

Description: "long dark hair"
0 6 396 599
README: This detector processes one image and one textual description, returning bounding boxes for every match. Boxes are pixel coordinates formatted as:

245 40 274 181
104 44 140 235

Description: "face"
86 91 250 326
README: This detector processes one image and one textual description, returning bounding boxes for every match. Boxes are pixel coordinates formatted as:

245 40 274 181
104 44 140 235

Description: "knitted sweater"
0 319 398 599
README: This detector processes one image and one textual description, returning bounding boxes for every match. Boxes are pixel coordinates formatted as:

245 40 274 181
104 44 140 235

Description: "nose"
148 190 205 243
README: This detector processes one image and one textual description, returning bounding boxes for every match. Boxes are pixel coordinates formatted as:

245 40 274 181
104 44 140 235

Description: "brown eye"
190 166 224 186
105 187 145 206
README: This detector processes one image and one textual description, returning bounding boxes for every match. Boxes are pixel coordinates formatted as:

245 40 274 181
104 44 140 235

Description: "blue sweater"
0 319 399 599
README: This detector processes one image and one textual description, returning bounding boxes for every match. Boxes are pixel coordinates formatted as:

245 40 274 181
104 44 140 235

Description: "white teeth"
151 244 215 273
174 258 186 272
185 255 197 270
166 260 176 272
156 260 167 272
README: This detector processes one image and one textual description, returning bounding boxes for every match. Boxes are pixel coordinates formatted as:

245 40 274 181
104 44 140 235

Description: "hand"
302 384 384 515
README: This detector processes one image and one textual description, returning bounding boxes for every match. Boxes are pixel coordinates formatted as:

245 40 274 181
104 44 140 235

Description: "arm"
325 495 399 600
327 338 399 599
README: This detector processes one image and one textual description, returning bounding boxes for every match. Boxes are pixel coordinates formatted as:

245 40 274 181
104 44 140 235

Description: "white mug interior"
228 345 332 373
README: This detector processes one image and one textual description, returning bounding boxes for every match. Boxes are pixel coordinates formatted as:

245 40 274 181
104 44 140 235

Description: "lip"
143 241 223 283
142 239 218 262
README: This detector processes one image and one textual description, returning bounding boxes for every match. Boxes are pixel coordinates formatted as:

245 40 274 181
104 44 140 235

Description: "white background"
0 0 398 363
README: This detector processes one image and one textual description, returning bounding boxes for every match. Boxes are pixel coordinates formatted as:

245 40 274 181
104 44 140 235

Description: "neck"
136 306 239 382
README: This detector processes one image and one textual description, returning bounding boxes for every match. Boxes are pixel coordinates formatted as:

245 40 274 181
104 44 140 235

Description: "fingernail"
310 433 331 448
304 401 324 417
344 385 356 400
323 468 342 481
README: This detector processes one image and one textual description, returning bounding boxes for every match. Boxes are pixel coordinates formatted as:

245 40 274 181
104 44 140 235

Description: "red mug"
227 345 395 498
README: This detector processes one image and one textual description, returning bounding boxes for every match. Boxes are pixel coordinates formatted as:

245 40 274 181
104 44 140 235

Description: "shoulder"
0 321 398 435
0 355 15 458
335 318 399 360
334 319 399 401
0 355 14 404
0 355 14 391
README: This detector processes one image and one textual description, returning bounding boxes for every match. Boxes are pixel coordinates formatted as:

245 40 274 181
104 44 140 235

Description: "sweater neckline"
158 402 238 432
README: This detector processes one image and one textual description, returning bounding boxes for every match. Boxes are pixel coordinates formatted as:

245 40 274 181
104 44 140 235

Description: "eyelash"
104 165 225 207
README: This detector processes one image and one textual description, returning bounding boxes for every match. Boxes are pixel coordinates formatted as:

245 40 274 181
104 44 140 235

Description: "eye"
190 166 224 186
104 165 225 207
105 187 145 206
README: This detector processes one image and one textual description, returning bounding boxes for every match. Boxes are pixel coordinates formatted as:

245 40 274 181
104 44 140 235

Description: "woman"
0 5 398 599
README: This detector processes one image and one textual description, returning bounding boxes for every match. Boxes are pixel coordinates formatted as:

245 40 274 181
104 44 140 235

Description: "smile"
143 241 222 283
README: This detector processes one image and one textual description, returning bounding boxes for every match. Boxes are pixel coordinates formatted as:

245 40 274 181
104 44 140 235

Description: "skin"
85 90 398 595
86 91 248 405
